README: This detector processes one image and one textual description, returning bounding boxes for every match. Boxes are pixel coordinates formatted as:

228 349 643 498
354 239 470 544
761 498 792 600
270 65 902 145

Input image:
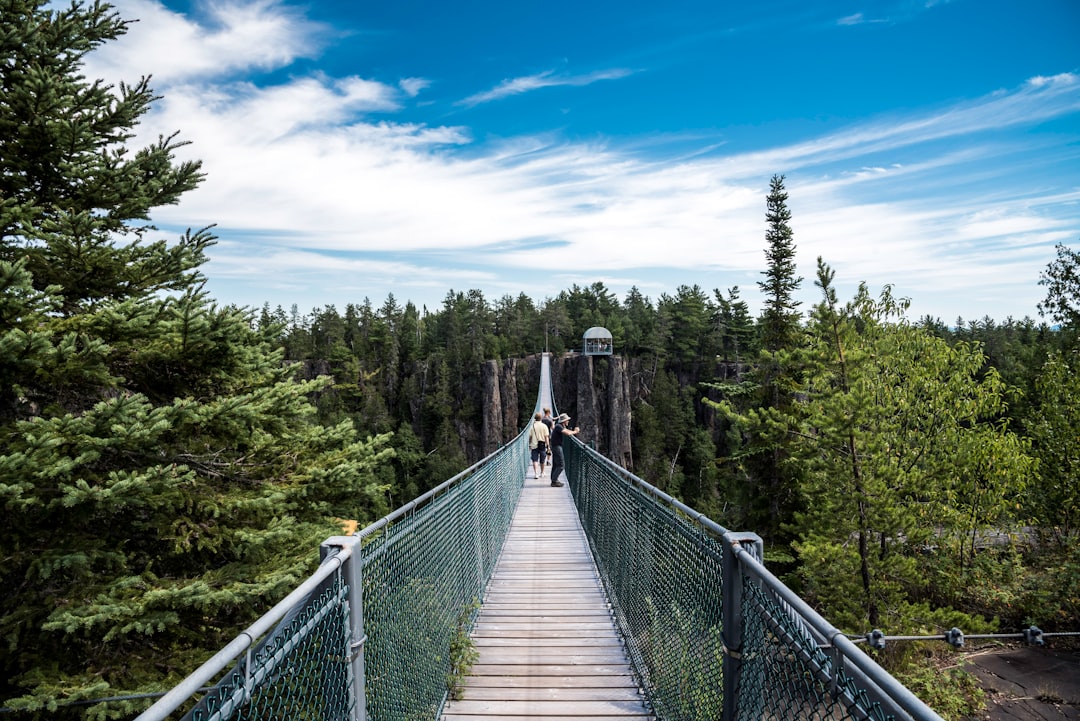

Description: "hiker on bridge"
549 412 580 488
528 412 550 478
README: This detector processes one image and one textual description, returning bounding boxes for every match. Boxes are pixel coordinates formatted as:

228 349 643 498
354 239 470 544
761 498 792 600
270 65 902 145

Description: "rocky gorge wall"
480 353 633 469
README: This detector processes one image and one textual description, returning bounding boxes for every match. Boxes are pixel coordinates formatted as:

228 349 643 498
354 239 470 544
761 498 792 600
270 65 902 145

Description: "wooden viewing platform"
441 469 653 721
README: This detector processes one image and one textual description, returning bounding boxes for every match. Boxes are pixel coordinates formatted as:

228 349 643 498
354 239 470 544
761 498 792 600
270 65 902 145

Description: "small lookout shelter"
583 326 613 356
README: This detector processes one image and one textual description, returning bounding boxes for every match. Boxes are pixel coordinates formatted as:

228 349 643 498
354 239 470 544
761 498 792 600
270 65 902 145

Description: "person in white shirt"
528 412 550 478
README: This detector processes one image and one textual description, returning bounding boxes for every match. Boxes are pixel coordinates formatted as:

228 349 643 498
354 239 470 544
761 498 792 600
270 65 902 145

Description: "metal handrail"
565 436 947 721
136 544 355 721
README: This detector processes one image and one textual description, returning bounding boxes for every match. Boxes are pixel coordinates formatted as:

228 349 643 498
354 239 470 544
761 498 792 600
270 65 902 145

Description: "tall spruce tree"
758 174 802 352
0 3 392 716
723 174 805 544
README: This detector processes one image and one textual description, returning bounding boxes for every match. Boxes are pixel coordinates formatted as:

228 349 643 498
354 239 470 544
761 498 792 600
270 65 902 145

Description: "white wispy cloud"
82 0 1080 321
458 68 635 107
834 1 951 28
399 77 431 97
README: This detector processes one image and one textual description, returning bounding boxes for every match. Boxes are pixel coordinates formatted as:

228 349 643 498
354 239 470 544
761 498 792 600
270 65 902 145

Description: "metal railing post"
322 536 366 721
721 532 763 721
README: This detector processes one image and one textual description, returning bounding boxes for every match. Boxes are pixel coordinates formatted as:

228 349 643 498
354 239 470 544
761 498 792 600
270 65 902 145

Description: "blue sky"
85 0 1080 322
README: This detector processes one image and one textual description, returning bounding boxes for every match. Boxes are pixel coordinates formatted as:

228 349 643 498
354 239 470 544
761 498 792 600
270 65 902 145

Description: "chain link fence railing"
564 438 946 721
137 427 529 721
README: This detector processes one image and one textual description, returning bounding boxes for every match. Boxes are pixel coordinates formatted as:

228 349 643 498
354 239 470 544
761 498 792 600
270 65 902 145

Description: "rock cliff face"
480 357 526 452
481 353 633 469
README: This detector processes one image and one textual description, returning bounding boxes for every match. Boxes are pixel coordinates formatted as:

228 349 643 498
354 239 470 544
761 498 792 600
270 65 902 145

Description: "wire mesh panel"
567 442 726 721
357 433 526 721
141 431 528 721
738 567 903 721
183 572 354 721
564 440 943 721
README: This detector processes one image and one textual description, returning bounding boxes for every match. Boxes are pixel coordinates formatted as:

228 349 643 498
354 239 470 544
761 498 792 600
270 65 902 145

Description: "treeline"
266 264 1075 552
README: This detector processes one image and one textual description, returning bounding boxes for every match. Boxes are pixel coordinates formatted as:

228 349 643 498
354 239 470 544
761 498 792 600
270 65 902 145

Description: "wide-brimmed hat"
556 413 571 423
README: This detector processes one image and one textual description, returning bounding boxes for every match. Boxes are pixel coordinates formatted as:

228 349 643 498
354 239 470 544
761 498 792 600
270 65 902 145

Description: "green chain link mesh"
359 431 526 721
565 439 907 721
176 429 528 721
185 574 353 721
566 440 726 721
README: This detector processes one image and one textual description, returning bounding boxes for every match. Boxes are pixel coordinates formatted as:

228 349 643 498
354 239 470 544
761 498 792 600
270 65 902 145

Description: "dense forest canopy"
0 2 392 717
1 3 1078 720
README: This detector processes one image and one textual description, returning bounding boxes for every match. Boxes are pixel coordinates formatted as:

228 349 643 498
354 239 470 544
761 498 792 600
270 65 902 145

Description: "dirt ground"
962 643 1080 721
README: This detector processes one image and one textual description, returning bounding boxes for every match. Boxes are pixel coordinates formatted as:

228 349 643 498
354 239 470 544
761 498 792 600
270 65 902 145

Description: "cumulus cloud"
85 0 326 83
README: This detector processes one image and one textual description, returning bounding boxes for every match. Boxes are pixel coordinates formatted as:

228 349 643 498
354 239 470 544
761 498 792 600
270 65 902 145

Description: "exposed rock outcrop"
477 353 633 467
549 353 633 470
480 358 526 456
480 360 503 455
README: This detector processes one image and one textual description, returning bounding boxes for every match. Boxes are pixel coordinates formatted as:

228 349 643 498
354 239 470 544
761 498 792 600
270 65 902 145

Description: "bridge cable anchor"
866 629 886 651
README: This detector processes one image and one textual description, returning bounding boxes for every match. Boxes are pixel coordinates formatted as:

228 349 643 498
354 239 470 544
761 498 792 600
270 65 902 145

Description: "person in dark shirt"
539 408 554 475
548 412 580 488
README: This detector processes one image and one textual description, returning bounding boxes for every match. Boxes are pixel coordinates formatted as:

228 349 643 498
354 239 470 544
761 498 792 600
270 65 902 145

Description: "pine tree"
713 286 756 366
717 175 805 544
0 3 392 715
757 174 802 352
622 286 658 357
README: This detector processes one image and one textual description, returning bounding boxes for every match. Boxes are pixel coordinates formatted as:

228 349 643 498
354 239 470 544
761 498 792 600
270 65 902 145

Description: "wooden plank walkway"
442 469 653 721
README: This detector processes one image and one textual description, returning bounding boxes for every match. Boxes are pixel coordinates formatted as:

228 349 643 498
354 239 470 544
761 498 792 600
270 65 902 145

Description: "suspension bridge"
137 354 946 721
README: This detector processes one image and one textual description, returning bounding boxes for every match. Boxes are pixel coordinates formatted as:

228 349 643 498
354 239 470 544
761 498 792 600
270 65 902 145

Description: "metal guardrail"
564 438 946 721
137 427 530 721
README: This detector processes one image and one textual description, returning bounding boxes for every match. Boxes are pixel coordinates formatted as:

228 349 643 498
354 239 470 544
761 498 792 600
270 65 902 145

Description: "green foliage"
0 2 394 714
886 645 985 721
657 284 718 363
446 599 481 700
1025 350 1080 542
714 286 757 364
640 597 723 721
785 260 1031 628
757 174 802 353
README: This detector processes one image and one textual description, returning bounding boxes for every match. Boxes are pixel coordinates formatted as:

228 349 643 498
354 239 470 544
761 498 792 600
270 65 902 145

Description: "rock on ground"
963 645 1080 721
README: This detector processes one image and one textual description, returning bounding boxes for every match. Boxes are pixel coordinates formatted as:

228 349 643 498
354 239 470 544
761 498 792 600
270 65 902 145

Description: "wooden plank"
473 628 617 637
444 700 648 715
459 675 637 689
467 662 635 677
445 716 651 721
474 637 624 647
475 651 630 665
441 471 652 720
457 686 643 702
